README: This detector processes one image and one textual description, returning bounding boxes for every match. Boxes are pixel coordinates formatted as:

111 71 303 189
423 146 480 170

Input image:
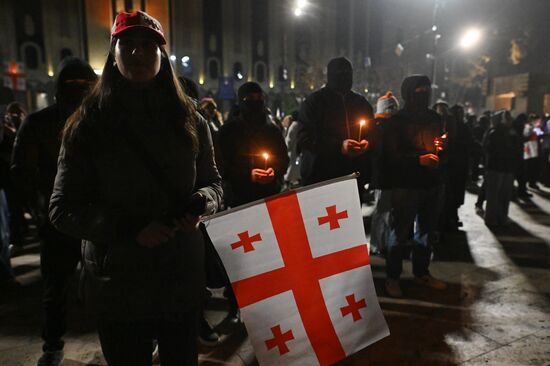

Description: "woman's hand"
173 213 201 233
136 221 175 248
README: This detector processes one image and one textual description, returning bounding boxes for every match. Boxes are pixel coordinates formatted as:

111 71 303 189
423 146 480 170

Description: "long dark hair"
64 38 199 152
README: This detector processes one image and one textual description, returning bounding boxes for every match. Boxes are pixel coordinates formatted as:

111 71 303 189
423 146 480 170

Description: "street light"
460 28 482 50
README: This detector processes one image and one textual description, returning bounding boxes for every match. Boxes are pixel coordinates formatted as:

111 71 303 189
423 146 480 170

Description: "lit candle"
358 120 366 141
434 133 448 155
263 152 269 170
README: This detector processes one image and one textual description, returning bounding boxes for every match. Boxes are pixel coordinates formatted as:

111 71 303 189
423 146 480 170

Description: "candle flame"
263 152 269 160
360 120 366 126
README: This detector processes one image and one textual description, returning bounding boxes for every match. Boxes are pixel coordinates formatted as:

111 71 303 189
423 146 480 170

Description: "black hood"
401 75 431 112
238 82 267 125
326 57 353 94
54 57 97 107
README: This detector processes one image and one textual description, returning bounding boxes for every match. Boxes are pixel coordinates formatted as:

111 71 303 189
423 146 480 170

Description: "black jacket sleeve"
194 116 224 215
49 121 146 244
10 116 40 211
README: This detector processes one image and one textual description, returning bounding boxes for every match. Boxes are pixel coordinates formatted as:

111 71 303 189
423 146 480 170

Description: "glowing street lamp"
460 28 482 50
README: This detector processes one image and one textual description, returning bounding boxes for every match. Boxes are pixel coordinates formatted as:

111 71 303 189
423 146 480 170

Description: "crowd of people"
0 9 549 366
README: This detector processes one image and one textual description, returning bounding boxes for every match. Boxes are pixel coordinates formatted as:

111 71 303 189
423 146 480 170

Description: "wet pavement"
1 186 549 366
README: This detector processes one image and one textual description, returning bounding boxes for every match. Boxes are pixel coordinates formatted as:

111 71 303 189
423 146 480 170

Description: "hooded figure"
382 75 447 299
11 57 96 364
218 82 289 207
482 110 518 227
297 57 374 188
383 75 444 189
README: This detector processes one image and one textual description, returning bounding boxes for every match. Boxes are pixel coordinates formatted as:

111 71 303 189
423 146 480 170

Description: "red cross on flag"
204 175 389 366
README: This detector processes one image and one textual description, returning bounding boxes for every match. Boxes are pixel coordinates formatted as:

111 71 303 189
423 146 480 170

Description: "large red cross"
231 192 370 365
231 231 262 253
340 294 367 322
265 325 295 355
317 205 348 230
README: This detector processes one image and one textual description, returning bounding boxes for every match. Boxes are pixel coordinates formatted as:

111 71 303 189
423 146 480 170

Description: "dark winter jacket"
49 83 223 321
11 58 97 217
218 116 289 207
297 87 374 185
383 75 444 189
483 123 520 174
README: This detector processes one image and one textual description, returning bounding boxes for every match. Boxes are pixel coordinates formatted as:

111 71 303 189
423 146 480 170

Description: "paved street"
1 187 549 366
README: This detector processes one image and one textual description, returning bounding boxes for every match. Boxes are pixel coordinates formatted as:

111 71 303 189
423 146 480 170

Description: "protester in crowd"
1 102 27 249
369 91 399 255
200 97 223 140
297 57 374 193
383 75 447 298
471 115 489 183
178 76 200 100
483 110 519 227
441 104 473 231
283 111 301 188
180 78 228 347
48 11 222 366
218 82 289 207
0 152 19 290
524 113 541 189
11 57 97 366
510 113 530 198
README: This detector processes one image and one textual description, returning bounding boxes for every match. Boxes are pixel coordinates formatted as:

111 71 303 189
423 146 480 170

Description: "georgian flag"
204 175 389 366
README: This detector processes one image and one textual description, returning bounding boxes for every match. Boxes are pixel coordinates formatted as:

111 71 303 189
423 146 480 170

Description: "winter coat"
297 87 374 186
49 84 223 321
483 124 520 174
218 116 289 207
383 76 444 189
11 105 66 216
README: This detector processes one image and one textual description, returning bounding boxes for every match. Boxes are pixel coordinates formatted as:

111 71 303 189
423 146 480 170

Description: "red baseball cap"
111 10 166 45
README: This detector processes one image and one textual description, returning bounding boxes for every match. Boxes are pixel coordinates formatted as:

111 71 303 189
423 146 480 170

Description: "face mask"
240 100 266 123
328 71 352 94
411 91 431 110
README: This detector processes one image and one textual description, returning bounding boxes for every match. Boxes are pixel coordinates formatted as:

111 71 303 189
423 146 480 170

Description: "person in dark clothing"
1 102 27 248
11 57 97 366
369 91 399 255
441 104 473 231
297 57 374 190
383 75 447 298
471 115 489 183
218 82 289 208
483 110 519 227
512 113 531 198
48 11 223 366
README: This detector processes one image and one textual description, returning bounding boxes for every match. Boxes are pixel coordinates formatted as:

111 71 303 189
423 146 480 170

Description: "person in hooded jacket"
218 82 289 207
297 57 374 190
382 75 447 298
369 92 399 255
48 11 222 366
483 110 520 227
11 57 97 366
1 102 27 248
441 104 473 231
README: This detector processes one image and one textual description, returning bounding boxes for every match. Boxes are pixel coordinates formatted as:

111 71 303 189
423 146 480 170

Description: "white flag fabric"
204 176 389 366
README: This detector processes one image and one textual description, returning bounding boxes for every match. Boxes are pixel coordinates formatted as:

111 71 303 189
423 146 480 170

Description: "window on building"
22 44 39 69
255 62 266 83
208 59 219 80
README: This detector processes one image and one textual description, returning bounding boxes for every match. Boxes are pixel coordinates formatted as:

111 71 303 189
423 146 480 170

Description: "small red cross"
265 325 295 355
317 205 348 230
230 231 262 253
340 294 367 322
